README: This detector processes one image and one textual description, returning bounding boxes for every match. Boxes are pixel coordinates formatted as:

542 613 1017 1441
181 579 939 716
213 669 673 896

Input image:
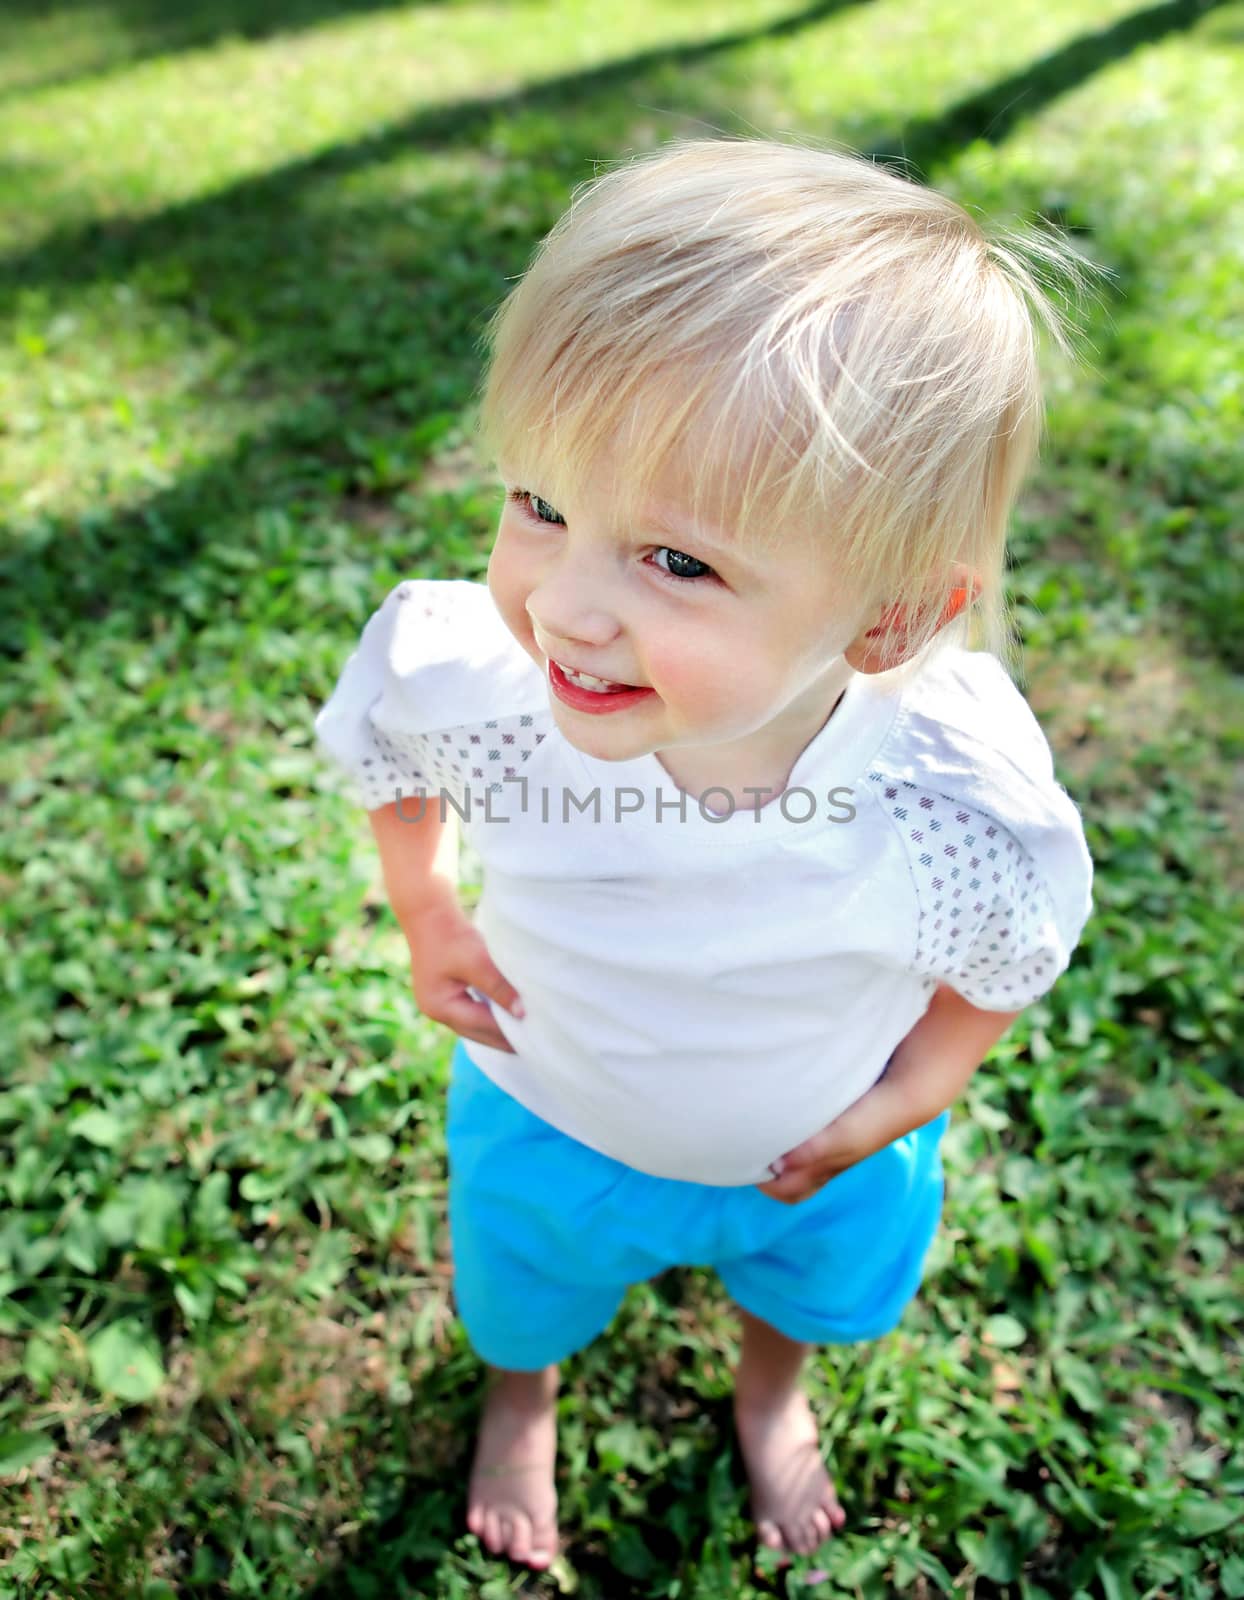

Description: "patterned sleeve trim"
865 771 1062 1010
316 577 552 812
354 713 550 811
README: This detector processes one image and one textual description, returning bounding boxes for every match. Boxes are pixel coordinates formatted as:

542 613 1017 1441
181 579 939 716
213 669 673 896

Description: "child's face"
487 442 865 779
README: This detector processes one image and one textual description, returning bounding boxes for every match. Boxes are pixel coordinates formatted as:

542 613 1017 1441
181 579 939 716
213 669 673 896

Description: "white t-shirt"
315 578 1094 1187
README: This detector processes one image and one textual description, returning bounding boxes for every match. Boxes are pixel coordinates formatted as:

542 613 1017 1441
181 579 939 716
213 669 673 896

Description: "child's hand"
755 1078 916 1205
757 989 1021 1204
402 894 526 1053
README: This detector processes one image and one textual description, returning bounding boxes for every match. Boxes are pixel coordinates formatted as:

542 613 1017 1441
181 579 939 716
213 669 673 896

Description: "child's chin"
554 717 649 761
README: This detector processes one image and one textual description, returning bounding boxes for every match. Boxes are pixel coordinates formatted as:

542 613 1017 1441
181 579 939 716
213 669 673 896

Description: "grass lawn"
1 1 1241 1595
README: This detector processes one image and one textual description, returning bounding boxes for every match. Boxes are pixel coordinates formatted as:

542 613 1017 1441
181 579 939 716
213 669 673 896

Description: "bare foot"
466 1365 560 1570
733 1386 847 1560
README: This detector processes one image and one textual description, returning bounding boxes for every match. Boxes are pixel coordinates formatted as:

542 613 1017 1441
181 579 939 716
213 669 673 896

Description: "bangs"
488 347 825 563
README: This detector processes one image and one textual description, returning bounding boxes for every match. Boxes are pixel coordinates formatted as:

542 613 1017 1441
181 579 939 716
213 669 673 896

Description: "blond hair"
474 135 1096 679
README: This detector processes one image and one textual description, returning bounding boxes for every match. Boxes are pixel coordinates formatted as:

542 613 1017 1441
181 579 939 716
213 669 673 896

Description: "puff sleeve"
867 646 1095 1012
314 583 416 810
314 578 549 811
880 785 1093 1011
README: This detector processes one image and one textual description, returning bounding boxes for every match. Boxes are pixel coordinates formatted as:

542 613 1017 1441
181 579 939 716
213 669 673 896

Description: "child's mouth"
548 659 656 714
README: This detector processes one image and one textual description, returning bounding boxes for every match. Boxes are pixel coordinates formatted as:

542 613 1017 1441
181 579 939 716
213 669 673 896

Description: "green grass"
1 1 1242 1596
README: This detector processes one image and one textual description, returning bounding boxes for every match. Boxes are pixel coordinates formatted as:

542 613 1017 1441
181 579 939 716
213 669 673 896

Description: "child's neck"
653 661 855 816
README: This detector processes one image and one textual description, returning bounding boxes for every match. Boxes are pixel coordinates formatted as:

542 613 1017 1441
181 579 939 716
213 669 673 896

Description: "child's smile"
487 448 865 802
545 657 657 715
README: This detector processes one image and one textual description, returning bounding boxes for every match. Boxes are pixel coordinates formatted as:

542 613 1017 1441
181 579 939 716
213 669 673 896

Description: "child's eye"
506 487 716 585
507 488 565 526
530 494 566 526
651 547 715 583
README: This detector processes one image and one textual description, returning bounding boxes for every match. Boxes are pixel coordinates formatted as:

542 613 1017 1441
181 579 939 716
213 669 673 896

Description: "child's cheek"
487 539 539 660
651 644 766 730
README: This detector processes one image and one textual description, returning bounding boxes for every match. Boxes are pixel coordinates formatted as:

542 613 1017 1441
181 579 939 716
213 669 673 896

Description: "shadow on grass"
0 0 449 102
0 0 878 654
2 0 1233 672
2 0 872 287
866 0 1229 178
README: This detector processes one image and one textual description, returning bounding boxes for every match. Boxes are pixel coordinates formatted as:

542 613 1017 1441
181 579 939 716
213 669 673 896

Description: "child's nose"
525 578 621 651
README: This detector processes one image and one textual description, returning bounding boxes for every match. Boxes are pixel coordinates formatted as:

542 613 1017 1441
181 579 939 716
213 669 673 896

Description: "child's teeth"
564 665 622 691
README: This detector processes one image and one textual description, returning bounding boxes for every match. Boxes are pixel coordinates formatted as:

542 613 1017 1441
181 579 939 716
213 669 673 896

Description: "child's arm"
368 799 525 1052
874 983 1025 1125
757 985 1023 1204
369 795 462 925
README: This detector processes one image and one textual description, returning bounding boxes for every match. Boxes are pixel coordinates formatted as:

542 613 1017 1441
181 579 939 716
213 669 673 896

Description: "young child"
315 136 1095 1574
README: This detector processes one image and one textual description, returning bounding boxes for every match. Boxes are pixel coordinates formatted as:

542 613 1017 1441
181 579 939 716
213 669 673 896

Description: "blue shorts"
446 1040 950 1371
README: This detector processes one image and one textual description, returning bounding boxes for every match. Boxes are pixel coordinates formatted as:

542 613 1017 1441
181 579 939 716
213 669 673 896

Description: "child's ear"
844 566 982 674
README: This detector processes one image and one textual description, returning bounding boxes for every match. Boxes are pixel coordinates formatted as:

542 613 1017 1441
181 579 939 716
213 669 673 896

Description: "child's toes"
757 1518 783 1550
508 1513 534 1564
529 1518 558 1568
482 1508 503 1553
466 1501 484 1538
798 1513 824 1553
